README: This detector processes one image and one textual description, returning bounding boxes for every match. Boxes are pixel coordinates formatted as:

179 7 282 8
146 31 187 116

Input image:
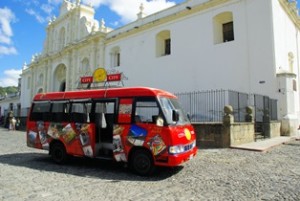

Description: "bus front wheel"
50 142 67 164
130 149 155 176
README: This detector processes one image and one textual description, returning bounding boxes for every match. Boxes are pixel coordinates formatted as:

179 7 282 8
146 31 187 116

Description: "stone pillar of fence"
223 105 234 125
245 106 254 123
222 105 234 147
263 109 271 138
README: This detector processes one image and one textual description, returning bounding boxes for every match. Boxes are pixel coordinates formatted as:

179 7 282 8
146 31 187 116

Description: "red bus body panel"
27 87 197 168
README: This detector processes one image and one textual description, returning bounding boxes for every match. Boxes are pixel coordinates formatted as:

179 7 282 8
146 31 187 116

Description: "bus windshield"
159 97 190 125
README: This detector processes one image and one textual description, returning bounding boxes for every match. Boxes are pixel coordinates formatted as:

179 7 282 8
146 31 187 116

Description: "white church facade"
19 0 300 135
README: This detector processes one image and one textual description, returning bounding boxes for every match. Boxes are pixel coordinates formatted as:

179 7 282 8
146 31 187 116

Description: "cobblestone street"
0 127 300 201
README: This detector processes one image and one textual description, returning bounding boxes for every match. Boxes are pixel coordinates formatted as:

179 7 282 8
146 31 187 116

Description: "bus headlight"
169 145 185 154
169 140 196 154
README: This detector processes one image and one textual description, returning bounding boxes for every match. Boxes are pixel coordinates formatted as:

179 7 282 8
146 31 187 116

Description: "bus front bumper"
156 146 198 167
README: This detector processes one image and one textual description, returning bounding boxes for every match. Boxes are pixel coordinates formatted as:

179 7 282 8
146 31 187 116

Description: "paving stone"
0 128 300 200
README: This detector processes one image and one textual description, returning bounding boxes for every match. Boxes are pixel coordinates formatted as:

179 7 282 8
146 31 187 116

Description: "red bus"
26 87 197 175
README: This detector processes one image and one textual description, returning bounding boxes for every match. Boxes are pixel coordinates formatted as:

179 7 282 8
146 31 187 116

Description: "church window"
156 30 171 57
37 88 43 93
213 12 234 44
110 46 121 67
223 22 234 42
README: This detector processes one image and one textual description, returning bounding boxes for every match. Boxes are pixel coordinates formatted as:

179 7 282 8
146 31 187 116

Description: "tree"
0 86 18 96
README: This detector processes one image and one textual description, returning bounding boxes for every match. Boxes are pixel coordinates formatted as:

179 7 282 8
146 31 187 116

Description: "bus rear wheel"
50 142 67 164
130 149 155 176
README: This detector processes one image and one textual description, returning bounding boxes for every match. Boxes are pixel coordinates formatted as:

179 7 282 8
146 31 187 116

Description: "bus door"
93 99 116 157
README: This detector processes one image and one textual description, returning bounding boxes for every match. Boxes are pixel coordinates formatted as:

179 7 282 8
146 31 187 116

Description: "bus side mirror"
172 110 179 122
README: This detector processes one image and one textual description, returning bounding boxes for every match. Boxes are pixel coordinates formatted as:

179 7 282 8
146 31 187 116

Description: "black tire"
130 149 155 176
50 142 67 164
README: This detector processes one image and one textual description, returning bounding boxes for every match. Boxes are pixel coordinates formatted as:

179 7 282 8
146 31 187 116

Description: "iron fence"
2 90 278 126
175 90 278 123
254 94 278 122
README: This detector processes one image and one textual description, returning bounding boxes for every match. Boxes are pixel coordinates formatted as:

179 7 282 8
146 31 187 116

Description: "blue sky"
0 0 298 87
0 0 185 87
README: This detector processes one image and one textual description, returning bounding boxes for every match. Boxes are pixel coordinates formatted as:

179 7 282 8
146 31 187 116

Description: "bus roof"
33 87 177 101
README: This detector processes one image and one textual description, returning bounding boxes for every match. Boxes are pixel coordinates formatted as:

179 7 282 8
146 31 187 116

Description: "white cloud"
41 4 55 15
24 0 61 24
82 0 108 8
0 7 17 56
0 8 15 42
0 46 17 55
47 0 63 5
25 0 176 26
25 9 46 24
83 0 176 24
0 69 22 87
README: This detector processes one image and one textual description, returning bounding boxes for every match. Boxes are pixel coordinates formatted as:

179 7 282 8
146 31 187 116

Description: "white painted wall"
105 0 277 96
272 0 300 121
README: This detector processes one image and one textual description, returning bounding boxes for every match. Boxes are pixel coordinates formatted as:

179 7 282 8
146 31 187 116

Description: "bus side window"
30 102 51 121
134 98 160 124
70 101 92 123
94 101 115 127
51 101 70 122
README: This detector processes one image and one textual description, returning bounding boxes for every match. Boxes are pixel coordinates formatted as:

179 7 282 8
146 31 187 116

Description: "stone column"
245 106 254 123
43 61 48 92
222 105 234 147
223 105 234 126
277 72 298 136
67 51 73 90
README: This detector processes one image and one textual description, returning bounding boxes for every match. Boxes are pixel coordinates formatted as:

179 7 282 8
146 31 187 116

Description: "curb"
230 137 292 152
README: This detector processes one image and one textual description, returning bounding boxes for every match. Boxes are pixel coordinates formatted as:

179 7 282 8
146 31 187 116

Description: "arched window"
213 12 234 44
37 88 43 93
156 30 171 57
60 81 66 92
54 64 67 92
110 46 121 67
59 27 66 49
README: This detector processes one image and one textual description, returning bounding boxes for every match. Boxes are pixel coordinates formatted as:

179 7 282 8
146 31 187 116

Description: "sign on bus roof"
79 68 124 89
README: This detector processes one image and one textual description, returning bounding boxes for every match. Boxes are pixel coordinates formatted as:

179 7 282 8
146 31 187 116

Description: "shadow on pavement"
282 141 300 147
0 152 183 181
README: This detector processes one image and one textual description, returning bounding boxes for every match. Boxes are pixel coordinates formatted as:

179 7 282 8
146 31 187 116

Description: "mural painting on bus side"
29 122 93 157
124 124 167 157
112 124 167 162
127 124 147 146
112 124 127 162
27 121 49 149
27 130 38 147
37 121 49 149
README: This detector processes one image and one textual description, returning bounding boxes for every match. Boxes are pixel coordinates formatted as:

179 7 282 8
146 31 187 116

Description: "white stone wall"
272 0 300 122
105 0 276 94
0 97 20 117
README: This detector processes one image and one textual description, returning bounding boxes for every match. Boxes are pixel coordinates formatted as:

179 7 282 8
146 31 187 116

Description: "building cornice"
278 0 300 29
105 0 231 44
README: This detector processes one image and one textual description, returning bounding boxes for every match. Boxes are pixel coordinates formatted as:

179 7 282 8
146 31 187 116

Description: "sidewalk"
230 136 293 152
